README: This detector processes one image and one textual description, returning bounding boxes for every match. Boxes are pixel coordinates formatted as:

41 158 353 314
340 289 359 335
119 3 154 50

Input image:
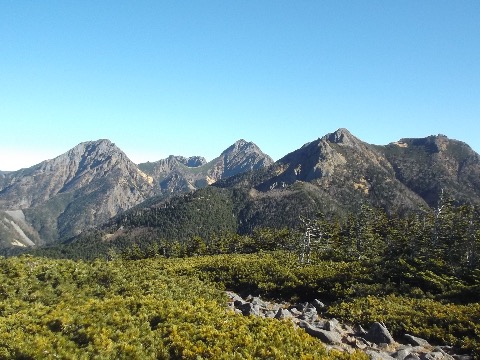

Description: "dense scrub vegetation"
5 193 480 357
0 255 368 359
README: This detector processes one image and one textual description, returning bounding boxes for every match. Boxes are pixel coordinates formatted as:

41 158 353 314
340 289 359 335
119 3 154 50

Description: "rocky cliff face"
0 140 155 245
138 139 274 194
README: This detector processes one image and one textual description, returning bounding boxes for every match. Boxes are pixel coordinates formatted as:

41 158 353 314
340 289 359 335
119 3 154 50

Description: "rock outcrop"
225 291 473 360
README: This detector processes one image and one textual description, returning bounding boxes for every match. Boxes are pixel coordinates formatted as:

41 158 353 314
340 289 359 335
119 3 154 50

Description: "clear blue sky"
1 1 479 171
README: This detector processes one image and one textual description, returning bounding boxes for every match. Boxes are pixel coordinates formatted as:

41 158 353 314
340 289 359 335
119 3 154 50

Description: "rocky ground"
225 291 473 360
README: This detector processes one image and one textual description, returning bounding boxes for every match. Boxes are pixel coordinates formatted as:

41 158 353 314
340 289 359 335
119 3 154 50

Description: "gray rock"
354 324 368 336
432 347 455 359
251 296 268 308
312 299 326 312
342 323 354 334
452 356 473 360
274 308 293 319
225 291 243 303
293 302 309 311
365 322 395 345
238 302 260 316
420 351 456 360
289 308 302 317
299 321 343 345
405 334 431 347
421 352 453 360
325 318 340 332
300 303 318 322
307 328 343 345
264 310 276 318
347 336 369 350
365 349 396 359
311 319 327 329
392 348 412 360
404 355 421 360
298 320 310 329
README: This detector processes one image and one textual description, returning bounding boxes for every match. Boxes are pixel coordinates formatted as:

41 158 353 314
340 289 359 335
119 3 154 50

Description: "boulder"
365 322 395 345
289 308 302 317
251 296 268 308
346 336 369 350
238 302 260 316
312 298 326 312
299 321 343 345
421 351 454 360
325 318 340 332
392 348 412 360
300 303 318 322
365 349 396 359
264 310 276 318
404 334 431 347
293 302 309 311
404 355 421 360
274 308 293 319
225 291 243 303
354 324 368 336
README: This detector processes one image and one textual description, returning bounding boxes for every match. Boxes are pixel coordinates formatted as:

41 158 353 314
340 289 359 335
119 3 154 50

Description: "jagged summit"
221 139 257 155
325 128 359 146
138 139 273 194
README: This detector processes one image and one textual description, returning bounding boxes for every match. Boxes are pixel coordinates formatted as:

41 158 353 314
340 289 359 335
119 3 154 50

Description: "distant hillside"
58 128 480 258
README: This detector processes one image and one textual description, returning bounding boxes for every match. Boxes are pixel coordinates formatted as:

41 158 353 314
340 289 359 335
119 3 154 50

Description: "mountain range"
1 128 479 251
0 139 271 248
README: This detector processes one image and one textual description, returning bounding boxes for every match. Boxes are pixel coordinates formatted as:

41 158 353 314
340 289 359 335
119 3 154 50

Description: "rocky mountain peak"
0 139 155 245
221 139 258 156
324 128 362 147
327 128 351 142
219 140 274 178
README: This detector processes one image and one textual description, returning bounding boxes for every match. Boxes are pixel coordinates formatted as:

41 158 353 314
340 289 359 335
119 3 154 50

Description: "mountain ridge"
0 138 273 248
138 139 273 194
51 128 480 260
2 129 480 251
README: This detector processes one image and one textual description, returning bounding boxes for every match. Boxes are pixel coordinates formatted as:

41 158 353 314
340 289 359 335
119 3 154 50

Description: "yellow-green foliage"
0 255 366 359
328 295 480 356
159 252 364 301
158 253 480 356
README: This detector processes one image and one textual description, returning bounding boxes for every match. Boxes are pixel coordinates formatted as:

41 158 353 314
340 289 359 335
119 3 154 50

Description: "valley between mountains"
0 128 479 359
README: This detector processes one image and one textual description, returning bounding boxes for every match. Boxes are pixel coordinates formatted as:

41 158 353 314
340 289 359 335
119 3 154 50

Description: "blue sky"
1 1 479 170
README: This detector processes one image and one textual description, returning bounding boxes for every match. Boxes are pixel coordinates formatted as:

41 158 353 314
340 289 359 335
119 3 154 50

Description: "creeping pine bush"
328 295 480 357
0 255 367 359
